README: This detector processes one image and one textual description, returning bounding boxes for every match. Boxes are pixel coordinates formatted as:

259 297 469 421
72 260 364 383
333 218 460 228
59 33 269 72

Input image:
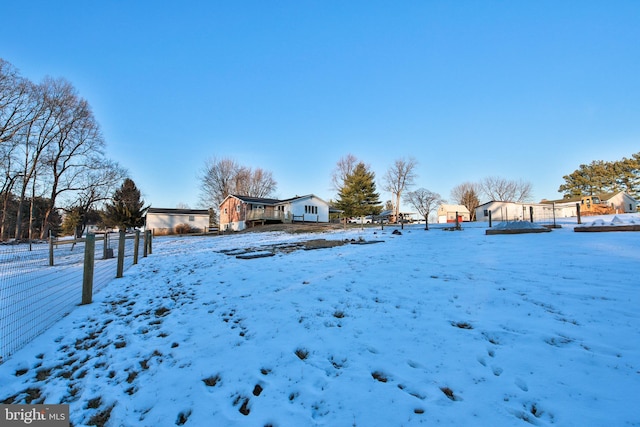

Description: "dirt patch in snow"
221 238 357 259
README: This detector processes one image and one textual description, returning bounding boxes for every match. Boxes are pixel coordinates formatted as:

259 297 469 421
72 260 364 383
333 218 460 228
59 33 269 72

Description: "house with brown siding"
219 194 329 231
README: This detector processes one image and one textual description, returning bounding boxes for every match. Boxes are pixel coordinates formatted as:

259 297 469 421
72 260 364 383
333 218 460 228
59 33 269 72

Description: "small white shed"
145 208 211 235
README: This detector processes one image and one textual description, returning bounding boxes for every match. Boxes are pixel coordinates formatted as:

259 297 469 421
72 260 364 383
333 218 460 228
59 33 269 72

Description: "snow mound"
586 215 640 227
492 221 549 230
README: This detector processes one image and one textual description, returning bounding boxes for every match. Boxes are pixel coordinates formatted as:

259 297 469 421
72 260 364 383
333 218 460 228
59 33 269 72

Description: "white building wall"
224 220 246 232
146 213 209 233
608 192 638 213
288 196 329 222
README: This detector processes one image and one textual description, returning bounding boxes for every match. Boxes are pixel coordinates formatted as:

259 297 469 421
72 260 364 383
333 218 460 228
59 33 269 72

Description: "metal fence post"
133 230 140 265
148 230 153 255
82 234 96 305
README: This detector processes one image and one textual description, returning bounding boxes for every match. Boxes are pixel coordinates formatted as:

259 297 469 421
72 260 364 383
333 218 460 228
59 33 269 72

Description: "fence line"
0 231 152 364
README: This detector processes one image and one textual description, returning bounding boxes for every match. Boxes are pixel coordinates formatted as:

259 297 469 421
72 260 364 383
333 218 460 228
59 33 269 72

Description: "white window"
189 215 195 222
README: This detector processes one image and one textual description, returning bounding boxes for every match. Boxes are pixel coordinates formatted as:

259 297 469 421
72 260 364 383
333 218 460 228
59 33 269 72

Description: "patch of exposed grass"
176 409 191 425
203 374 221 387
87 403 115 427
372 371 388 383
253 384 263 396
295 348 309 360
440 386 458 401
126 371 138 384
86 397 102 409
452 321 473 329
155 307 170 317
35 368 52 381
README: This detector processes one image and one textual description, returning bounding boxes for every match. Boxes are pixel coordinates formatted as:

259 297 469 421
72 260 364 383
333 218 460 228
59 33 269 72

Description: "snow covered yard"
1 217 639 427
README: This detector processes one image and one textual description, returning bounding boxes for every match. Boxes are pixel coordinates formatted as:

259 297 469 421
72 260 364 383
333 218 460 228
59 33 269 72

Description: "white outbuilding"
145 208 211 235
437 204 471 224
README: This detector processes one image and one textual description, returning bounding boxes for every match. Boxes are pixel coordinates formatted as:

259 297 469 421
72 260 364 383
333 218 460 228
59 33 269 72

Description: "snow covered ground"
1 215 639 426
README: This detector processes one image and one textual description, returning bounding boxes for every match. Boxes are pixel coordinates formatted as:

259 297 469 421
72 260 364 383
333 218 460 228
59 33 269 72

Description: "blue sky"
2 1 638 209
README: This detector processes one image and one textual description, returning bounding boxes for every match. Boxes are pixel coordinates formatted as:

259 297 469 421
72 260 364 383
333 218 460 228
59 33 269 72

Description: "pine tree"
103 179 148 230
558 153 640 199
615 153 640 199
335 163 382 217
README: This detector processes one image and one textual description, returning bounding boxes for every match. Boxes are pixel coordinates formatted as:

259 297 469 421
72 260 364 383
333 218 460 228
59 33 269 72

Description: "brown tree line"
0 58 126 240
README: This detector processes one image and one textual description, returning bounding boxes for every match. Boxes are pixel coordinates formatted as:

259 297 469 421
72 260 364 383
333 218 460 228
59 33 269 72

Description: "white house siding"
224 220 246 232
146 209 210 234
284 195 330 223
607 192 638 213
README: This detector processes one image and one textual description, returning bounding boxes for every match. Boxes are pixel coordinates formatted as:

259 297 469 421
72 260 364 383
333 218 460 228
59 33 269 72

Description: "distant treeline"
559 153 640 199
1 58 126 241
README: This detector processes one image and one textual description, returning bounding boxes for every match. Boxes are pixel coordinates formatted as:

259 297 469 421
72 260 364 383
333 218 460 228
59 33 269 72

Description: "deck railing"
245 210 291 222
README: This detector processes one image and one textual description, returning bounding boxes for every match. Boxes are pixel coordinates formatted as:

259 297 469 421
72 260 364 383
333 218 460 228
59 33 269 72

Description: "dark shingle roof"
230 195 282 205
147 208 210 215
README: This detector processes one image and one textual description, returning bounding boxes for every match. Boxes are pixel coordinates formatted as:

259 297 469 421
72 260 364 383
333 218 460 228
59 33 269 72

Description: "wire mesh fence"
0 231 151 364
480 204 570 227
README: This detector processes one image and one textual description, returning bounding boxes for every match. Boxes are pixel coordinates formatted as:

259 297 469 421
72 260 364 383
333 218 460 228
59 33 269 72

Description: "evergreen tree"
558 153 640 199
61 207 82 237
335 163 382 217
615 153 640 198
103 179 148 230
62 206 102 237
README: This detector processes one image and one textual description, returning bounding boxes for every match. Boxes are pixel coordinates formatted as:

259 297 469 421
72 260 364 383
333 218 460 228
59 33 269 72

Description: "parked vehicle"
348 216 372 224
580 196 615 216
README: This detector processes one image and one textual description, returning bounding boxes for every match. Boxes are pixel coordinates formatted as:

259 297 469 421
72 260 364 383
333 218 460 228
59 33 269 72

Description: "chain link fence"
0 231 152 364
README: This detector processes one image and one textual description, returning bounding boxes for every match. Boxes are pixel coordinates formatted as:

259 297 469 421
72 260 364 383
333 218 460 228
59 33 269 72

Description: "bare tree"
331 154 359 192
1 59 125 240
199 157 242 209
199 157 278 210
13 78 62 239
480 176 532 202
245 167 277 198
39 80 106 238
451 182 481 221
0 60 29 239
63 158 128 236
0 59 31 144
233 166 277 199
405 188 443 230
383 157 418 223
